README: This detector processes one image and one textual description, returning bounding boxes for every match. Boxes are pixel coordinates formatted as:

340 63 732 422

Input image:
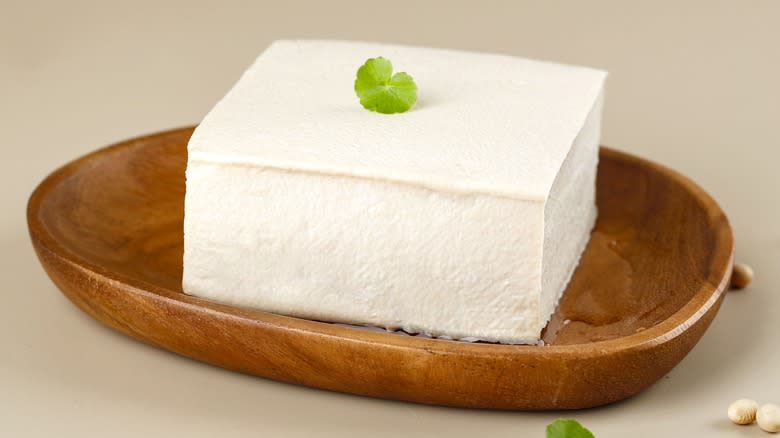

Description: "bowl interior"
34 128 727 346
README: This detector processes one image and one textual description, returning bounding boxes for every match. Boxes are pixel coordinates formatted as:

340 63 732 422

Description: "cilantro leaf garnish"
546 419 596 438
354 57 417 114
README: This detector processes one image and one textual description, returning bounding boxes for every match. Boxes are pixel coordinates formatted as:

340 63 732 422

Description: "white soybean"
728 398 759 425
757 404 780 433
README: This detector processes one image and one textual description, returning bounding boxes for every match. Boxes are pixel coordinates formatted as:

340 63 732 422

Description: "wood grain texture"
27 127 734 409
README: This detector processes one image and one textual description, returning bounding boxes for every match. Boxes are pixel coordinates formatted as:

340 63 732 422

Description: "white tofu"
183 40 606 344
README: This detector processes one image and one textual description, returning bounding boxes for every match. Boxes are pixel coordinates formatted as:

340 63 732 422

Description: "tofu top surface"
189 40 607 200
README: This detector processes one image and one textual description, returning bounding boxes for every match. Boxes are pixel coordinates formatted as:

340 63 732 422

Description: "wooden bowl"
27 127 734 409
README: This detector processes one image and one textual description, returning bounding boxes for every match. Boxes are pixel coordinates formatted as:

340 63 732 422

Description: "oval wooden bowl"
27 127 734 410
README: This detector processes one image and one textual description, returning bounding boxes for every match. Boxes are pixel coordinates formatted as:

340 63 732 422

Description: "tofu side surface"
183 163 545 344
540 92 604 326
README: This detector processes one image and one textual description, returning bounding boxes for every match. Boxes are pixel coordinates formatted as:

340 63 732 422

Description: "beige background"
2 1 779 436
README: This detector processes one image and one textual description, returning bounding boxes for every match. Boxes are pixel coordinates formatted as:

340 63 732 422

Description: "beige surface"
2 1 778 436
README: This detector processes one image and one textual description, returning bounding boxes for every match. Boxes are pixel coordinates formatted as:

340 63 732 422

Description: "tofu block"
183 40 607 344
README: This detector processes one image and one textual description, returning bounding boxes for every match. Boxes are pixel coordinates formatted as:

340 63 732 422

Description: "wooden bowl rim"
27 126 734 358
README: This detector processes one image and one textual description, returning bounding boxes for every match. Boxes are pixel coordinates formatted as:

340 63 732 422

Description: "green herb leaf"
354 57 417 114
546 419 595 438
